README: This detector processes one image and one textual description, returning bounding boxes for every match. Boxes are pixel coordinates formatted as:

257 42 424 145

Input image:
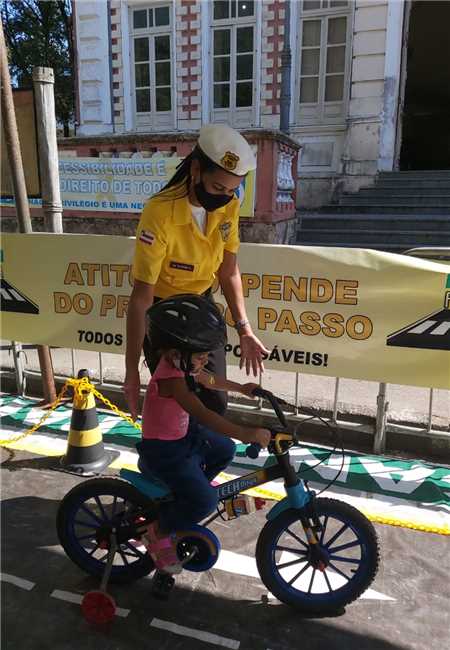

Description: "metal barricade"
1 248 449 453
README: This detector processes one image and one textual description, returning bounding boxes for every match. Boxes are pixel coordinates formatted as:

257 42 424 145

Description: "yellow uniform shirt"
132 192 240 298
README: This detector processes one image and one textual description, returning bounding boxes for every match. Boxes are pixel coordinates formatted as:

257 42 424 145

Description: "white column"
378 0 405 171
121 2 133 132
289 0 299 127
254 0 262 127
75 0 113 135
201 0 210 125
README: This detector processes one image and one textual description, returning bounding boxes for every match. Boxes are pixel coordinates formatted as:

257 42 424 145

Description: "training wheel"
81 590 116 624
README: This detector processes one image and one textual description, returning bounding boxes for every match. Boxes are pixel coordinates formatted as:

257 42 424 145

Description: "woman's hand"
124 369 141 421
239 331 270 376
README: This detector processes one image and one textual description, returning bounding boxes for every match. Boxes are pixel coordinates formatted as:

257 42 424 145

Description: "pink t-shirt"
142 357 189 441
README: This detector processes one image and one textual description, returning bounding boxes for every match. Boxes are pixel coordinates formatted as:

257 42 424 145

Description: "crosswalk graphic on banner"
387 281 450 352
0 278 39 314
387 308 450 351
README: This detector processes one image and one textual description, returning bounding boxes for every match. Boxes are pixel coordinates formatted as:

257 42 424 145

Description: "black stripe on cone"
60 369 119 476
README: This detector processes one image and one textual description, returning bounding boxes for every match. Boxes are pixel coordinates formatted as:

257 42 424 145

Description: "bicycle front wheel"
255 497 380 615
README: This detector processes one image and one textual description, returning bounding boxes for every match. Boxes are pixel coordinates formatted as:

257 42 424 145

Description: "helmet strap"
180 351 196 392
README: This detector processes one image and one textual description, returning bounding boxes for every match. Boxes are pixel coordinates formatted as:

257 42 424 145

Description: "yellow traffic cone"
61 369 119 475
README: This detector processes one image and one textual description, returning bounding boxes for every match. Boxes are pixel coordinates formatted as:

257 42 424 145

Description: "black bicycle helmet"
146 294 227 354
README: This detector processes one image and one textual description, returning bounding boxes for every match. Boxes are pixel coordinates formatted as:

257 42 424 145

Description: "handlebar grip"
245 443 262 459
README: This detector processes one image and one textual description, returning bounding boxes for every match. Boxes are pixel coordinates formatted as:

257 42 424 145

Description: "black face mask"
194 179 233 212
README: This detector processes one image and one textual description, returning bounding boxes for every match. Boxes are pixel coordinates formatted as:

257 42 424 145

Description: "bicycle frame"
121 388 315 532
215 448 311 517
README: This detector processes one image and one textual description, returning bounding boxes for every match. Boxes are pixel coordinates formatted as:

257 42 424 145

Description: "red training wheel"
81 590 116 625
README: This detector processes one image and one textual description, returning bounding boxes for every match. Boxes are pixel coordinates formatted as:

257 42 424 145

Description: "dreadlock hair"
156 145 228 201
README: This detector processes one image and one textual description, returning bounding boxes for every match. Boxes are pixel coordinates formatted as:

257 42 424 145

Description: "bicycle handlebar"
251 387 288 428
245 442 262 459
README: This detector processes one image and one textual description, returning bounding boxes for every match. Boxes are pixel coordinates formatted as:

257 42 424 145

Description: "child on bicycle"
136 293 271 574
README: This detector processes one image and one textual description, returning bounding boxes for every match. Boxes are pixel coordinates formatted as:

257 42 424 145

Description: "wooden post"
32 65 64 403
32 66 63 232
0 20 32 233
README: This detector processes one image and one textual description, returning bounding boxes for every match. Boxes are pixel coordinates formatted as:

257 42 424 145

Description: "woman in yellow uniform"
125 124 268 419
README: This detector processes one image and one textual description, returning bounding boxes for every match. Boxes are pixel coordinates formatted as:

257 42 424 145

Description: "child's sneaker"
144 522 182 575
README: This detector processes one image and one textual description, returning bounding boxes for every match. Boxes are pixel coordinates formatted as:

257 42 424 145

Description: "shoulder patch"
139 230 155 245
218 221 232 242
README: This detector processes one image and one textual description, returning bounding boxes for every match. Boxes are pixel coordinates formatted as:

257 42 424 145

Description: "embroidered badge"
139 230 155 245
169 261 195 272
219 221 232 242
220 151 240 171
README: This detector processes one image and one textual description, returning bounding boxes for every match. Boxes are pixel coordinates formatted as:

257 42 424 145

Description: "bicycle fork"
281 455 329 573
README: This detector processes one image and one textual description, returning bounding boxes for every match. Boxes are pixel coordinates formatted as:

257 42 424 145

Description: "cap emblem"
220 151 240 171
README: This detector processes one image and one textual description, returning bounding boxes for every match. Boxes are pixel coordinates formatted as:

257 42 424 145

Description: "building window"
211 1 257 127
130 3 173 129
296 0 352 125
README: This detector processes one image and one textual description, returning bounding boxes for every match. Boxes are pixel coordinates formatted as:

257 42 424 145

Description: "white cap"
198 124 256 176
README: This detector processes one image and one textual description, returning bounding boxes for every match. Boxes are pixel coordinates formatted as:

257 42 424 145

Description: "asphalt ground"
1 448 450 650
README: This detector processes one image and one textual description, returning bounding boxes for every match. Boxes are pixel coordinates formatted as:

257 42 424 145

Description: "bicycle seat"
120 458 172 500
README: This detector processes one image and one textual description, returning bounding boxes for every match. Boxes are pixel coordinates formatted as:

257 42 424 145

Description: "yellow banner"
1 234 449 389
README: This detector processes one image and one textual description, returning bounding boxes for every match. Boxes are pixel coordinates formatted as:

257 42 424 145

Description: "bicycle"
56 388 380 623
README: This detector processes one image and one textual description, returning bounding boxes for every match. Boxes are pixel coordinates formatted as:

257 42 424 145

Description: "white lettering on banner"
359 460 436 495
58 159 167 176
2 156 256 217
57 157 178 213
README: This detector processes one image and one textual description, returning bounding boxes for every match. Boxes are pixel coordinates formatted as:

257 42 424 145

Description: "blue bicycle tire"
56 478 154 584
255 497 380 615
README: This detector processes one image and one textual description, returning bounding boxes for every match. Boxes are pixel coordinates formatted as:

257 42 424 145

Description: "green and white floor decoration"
1 394 449 535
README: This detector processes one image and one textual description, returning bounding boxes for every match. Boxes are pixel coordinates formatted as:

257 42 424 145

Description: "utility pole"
1 24 59 405
279 0 292 134
0 20 32 233
33 67 63 232
1 20 55 402
31 65 66 404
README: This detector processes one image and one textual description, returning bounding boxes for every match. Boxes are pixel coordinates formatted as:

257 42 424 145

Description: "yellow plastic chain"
89 384 142 432
0 382 70 446
0 377 141 448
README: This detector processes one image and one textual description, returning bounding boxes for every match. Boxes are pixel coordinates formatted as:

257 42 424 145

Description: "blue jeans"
136 419 236 533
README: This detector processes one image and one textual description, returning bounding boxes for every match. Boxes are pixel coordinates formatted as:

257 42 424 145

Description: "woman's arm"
124 279 155 419
217 251 269 376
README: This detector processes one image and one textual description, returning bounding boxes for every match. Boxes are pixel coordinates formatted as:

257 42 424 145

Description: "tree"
1 0 74 136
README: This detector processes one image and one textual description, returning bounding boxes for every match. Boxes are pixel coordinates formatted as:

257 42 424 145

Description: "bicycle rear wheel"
256 497 380 615
57 478 154 584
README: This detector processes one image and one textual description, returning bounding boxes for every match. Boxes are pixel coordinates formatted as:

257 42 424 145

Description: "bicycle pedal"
151 570 175 600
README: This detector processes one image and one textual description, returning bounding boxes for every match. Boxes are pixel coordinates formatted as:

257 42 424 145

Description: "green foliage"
1 0 74 133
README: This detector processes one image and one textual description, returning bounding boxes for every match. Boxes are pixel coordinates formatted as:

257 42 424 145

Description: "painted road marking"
50 589 130 618
0 572 35 591
214 550 395 602
150 618 240 649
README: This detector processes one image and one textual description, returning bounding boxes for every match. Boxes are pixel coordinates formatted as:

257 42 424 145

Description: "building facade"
73 0 449 208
